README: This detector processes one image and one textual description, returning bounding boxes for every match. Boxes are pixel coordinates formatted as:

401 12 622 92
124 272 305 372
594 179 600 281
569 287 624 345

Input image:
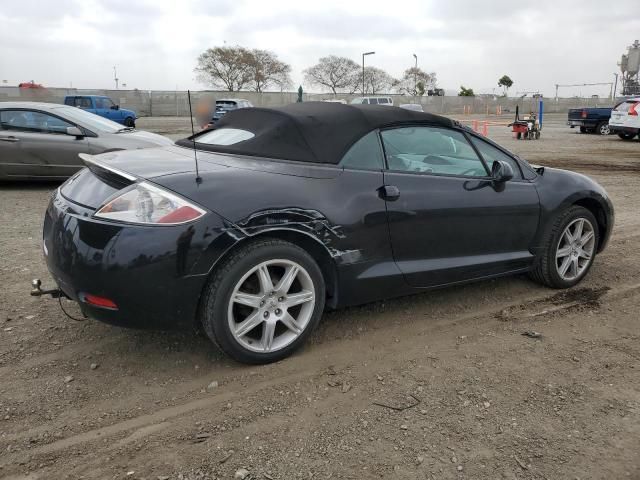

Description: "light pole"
362 51 375 96
413 53 417 94
113 66 119 89
613 73 619 99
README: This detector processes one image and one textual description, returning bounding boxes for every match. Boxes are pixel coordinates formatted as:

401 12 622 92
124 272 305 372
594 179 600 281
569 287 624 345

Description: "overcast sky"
0 0 637 97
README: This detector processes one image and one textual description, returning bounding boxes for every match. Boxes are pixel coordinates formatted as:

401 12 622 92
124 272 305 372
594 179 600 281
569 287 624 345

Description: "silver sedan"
0 102 173 180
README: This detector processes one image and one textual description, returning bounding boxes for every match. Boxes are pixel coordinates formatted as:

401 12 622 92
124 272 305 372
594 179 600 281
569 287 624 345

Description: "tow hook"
30 279 65 298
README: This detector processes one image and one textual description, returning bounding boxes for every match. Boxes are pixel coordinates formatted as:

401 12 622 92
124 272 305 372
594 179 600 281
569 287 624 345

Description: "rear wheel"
596 121 610 135
579 126 587 133
529 206 599 289
200 239 325 364
124 117 135 128
618 132 635 140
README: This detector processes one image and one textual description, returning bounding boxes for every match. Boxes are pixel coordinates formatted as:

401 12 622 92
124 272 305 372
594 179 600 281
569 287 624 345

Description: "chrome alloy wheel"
227 259 316 353
555 218 596 281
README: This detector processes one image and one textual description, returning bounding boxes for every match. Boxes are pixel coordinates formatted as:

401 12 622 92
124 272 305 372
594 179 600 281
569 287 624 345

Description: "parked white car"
350 97 394 106
609 97 640 140
399 103 424 112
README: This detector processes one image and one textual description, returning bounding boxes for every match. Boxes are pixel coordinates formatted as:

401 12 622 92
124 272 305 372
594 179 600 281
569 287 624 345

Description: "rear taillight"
629 103 638 116
581 109 587 118
94 182 206 225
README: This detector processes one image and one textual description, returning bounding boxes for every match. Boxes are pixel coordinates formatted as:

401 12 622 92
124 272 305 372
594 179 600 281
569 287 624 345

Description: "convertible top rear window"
197 128 255 145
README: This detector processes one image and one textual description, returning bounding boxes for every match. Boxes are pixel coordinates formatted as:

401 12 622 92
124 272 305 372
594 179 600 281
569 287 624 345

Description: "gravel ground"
1 114 639 480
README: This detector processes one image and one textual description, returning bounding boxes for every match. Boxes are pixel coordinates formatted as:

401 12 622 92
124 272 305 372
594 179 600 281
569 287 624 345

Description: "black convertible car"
39 102 614 363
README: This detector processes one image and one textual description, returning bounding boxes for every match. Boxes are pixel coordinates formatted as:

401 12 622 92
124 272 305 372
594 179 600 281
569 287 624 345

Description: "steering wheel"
422 154 451 165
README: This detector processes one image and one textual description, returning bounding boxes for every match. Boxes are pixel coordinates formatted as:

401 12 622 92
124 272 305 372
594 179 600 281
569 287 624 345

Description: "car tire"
124 117 135 128
529 206 599 289
200 238 325 364
579 127 587 133
596 121 610 135
618 132 635 140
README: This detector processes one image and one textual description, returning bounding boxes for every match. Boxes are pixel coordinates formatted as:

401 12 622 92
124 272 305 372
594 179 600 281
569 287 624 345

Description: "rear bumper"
42 188 229 330
608 124 639 135
567 120 597 128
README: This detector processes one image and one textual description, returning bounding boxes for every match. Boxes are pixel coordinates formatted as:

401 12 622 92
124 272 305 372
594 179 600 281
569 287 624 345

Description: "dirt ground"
1 114 639 480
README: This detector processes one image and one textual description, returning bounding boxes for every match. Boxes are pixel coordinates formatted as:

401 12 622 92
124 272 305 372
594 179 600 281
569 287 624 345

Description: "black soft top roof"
178 101 454 164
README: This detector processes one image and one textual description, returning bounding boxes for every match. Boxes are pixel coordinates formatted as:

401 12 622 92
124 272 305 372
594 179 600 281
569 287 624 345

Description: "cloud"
0 0 637 96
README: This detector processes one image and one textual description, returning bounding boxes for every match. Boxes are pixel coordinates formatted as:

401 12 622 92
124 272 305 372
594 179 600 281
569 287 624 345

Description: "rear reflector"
157 206 202 223
83 293 118 310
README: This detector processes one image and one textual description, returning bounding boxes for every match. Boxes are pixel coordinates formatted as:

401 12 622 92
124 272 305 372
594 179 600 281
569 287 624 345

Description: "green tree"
458 85 475 96
498 75 514 96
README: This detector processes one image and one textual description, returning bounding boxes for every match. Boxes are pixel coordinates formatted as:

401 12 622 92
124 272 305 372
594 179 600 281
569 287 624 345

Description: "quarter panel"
154 165 407 307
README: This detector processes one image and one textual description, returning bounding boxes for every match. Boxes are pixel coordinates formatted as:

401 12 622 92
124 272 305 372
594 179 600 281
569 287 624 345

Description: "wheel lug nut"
275 308 282 315
263 311 269 318
278 297 284 302
260 301 265 307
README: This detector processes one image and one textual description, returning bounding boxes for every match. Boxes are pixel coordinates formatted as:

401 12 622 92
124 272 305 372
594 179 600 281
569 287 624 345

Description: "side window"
95 98 115 109
76 98 92 108
0 110 72 134
64 97 75 106
369 98 378 104
378 98 388 104
339 131 384 171
381 127 488 177
468 135 522 179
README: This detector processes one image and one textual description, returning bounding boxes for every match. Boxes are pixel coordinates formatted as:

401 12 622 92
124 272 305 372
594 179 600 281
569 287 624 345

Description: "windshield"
51 106 124 133
216 101 237 107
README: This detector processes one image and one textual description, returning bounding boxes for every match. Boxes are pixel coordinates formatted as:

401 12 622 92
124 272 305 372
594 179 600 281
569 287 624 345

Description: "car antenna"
187 90 202 184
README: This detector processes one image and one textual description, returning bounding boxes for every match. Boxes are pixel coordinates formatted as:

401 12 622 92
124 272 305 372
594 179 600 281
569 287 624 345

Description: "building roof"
178 101 454 164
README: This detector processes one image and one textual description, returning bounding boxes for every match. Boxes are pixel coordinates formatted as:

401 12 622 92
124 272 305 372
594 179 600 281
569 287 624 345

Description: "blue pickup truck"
64 95 137 127
567 107 612 135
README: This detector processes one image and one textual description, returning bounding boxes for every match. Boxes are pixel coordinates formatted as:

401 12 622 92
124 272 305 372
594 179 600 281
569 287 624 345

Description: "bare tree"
195 46 253 92
350 66 397 95
246 49 293 93
395 67 437 96
303 56 360 94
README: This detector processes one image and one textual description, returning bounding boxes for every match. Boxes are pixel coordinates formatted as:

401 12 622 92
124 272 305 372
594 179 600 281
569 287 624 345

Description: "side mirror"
491 160 514 183
66 126 84 138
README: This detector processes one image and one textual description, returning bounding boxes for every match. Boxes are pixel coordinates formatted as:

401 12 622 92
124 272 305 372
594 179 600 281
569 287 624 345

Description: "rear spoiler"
79 153 138 182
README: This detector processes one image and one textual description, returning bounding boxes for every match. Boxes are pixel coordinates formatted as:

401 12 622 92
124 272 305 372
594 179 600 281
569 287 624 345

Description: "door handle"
378 185 400 201
0 136 19 143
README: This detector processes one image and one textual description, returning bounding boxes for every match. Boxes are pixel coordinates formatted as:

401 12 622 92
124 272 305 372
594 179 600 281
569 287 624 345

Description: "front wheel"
596 121 610 135
124 117 135 128
529 206 599 289
200 239 325 364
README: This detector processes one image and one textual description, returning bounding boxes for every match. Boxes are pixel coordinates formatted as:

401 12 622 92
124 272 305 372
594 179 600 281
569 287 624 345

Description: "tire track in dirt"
4 278 640 470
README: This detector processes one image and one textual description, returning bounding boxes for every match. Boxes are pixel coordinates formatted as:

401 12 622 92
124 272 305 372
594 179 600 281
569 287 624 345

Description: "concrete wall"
0 86 622 117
